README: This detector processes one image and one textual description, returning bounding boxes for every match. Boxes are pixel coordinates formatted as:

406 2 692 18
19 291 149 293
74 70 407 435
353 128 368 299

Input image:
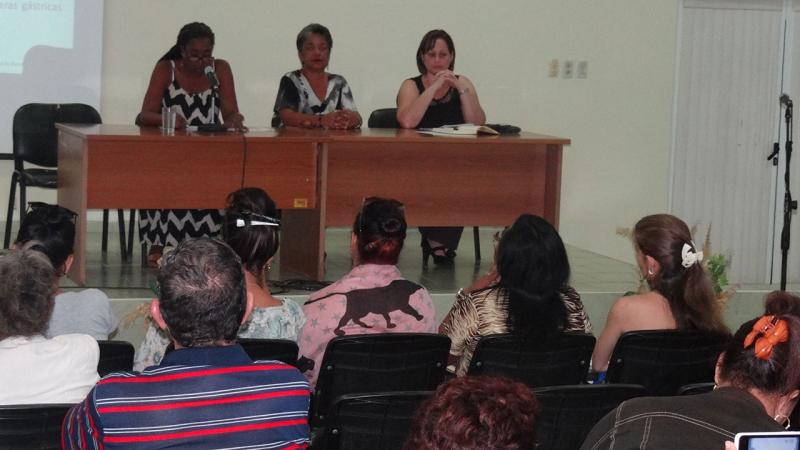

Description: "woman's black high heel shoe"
422 239 456 267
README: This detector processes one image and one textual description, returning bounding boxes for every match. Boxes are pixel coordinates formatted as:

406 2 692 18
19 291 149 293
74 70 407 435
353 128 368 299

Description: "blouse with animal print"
297 264 436 386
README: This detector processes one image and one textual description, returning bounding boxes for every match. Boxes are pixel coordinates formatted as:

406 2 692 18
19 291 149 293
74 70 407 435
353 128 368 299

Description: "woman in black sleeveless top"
396 29 486 266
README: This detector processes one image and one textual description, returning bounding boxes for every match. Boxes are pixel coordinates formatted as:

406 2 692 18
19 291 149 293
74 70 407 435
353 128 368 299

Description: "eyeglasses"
357 197 405 240
26 202 77 224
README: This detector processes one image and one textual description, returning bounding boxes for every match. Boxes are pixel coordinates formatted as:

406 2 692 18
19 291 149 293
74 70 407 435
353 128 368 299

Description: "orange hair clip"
743 315 790 361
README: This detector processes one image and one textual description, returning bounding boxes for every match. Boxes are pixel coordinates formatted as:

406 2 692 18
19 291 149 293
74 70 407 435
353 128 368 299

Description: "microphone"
204 64 220 89
780 93 793 107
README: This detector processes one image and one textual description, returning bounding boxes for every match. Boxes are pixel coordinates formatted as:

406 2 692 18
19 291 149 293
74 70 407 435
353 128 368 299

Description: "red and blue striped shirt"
62 344 310 449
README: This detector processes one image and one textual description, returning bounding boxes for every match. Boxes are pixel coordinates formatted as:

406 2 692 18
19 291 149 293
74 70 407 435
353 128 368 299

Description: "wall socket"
577 61 588 79
548 59 559 78
562 60 574 79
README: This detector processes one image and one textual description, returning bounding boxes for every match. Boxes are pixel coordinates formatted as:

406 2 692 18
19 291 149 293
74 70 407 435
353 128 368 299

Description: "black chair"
323 391 433 450
604 330 729 396
367 108 400 128
311 333 450 429
0 403 73 450
97 340 135 376
4 103 128 258
467 332 595 387
534 384 648 450
164 338 299 366
677 382 715 395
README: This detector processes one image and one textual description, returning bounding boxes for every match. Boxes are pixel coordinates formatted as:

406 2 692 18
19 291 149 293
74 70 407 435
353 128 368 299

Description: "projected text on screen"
0 1 75 74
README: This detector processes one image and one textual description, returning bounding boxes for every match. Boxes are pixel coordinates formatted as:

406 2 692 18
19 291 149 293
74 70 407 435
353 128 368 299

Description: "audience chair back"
4 103 127 257
97 340 135 376
323 391 433 450
467 332 595 387
367 108 400 128
0 404 73 450
311 333 450 429
164 339 299 367
534 384 648 450
604 330 728 396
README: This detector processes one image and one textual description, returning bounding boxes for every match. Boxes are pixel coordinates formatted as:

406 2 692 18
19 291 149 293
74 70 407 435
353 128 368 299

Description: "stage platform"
45 223 786 349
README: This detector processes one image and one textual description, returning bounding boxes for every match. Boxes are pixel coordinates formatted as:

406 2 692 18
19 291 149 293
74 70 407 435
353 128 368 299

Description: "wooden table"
57 125 568 283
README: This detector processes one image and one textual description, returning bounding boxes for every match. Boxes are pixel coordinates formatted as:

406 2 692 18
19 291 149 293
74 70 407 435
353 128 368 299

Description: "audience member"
0 244 99 404
272 23 361 129
396 29 487 265
134 187 305 371
14 202 118 339
63 238 310 449
592 213 728 371
440 214 592 376
404 376 538 450
297 197 436 386
582 291 800 449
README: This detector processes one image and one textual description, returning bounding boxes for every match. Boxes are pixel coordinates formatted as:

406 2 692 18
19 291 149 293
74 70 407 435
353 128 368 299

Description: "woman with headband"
134 188 305 371
592 214 729 372
582 291 800 449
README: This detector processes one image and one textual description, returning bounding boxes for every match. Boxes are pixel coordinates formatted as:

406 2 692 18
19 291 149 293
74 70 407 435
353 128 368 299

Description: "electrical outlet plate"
548 59 559 78
563 60 574 79
577 61 588 79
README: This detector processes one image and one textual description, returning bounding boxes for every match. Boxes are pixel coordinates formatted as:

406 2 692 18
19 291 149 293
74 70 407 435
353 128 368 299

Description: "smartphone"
734 432 800 450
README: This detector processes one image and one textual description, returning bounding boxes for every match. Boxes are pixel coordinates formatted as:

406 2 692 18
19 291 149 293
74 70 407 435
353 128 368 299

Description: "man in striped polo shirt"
63 237 310 449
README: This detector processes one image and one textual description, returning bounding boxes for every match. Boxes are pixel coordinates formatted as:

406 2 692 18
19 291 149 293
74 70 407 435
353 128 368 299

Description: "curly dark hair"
404 376 539 450
157 238 246 348
352 197 406 265
719 291 800 395
160 22 215 61
222 188 280 276
14 203 76 273
0 245 58 340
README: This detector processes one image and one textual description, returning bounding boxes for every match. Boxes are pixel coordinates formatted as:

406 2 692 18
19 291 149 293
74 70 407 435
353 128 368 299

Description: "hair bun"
381 218 404 235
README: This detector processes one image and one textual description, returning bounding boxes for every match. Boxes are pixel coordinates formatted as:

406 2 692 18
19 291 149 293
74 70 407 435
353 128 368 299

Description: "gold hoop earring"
774 414 791 430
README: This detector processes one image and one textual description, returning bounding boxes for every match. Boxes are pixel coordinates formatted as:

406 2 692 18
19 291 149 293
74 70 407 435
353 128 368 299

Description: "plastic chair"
97 340 135 376
4 103 129 259
311 333 450 429
604 330 729 396
165 338 299 366
534 384 648 450
323 391 433 450
467 332 595 387
367 108 400 128
0 403 73 450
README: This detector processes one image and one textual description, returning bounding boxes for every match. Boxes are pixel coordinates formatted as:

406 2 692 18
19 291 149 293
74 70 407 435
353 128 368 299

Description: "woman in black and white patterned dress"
272 23 361 129
137 22 245 265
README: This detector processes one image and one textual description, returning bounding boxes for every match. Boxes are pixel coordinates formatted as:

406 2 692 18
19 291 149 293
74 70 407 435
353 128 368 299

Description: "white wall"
0 0 681 264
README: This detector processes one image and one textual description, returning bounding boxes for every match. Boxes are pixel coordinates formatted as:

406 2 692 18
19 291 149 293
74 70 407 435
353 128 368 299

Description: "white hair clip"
681 242 703 268
236 218 279 228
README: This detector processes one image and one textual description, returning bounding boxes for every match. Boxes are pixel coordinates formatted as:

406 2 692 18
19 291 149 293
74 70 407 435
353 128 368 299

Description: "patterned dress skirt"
138 209 222 248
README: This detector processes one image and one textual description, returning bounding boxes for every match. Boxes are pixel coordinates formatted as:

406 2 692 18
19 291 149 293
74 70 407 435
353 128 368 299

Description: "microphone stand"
198 67 226 132
778 96 795 290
